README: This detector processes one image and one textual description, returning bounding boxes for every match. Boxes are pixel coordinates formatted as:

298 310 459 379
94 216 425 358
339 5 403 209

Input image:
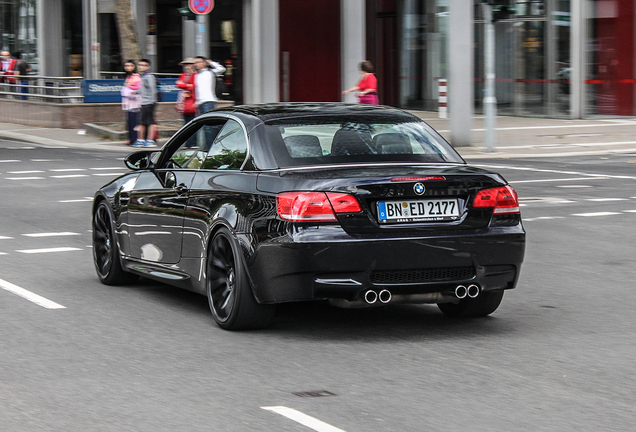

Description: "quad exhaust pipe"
455 284 480 299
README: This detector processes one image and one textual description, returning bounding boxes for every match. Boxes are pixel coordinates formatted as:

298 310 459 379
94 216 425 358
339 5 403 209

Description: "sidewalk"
1 112 636 159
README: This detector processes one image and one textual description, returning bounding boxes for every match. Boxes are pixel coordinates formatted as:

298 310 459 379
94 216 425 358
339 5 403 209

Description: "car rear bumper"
247 225 525 304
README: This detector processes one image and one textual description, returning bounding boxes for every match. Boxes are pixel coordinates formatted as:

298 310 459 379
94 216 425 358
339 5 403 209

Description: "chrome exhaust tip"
378 289 392 304
467 284 480 298
364 290 378 304
455 285 468 299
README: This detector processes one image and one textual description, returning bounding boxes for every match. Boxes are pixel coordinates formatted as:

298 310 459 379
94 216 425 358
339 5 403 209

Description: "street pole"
196 14 206 57
481 3 496 153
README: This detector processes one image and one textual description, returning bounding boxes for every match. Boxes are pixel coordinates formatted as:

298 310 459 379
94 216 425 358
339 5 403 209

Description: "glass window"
166 123 225 169
202 119 248 170
265 115 464 168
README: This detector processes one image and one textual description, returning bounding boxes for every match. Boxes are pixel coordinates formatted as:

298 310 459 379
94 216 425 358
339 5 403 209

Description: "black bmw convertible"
92 103 525 330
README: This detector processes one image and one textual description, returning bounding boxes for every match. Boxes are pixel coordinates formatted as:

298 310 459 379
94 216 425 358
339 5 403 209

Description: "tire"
92 201 138 285
437 290 504 318
206 227 275 330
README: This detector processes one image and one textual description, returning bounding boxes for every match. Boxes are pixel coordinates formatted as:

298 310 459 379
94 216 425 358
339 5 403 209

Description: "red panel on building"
279 0 341 102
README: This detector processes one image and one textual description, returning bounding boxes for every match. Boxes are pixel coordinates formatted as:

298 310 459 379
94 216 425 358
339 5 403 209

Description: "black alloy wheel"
206 227 275 330
92 201 137 285
437 290 504 318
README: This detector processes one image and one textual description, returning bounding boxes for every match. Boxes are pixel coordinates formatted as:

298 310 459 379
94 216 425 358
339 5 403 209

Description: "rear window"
264 116 464 168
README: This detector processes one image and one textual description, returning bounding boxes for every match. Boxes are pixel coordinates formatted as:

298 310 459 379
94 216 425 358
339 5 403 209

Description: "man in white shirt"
194 56 226 115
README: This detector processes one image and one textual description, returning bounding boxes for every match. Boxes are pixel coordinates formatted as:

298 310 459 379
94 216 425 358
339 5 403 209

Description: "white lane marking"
571 212 621 217
6 177 45 180
586 198 629 202
624 210 636 213
92 173 126 176
438 122 636 133
0 277 66 309
16 247 83 254
475 164 636 180
50 174 89 179
0 236 14 240
556 185 593 188
513 177 611 184
59 197 93 203
0 160 20 163
523 216 566 221
22 232 81 238
0 252 8 255
261 406 346 432
49 168 87 172
31 159 63 162
90 167 124 170
7 170 44 174
5 146 35 149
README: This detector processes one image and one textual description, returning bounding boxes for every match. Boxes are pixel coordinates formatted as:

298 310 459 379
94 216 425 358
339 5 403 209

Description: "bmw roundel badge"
413 182 425 195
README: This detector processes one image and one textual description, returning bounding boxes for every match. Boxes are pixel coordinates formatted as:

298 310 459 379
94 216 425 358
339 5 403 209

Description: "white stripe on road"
261 407 346 432
586 198 629 202
16 247 83 254
513 177 611 184
0 160 20 163
50 174 89 179
571 212 621 217
90 167 124 170
474 164 636 180
0 277 66 309
92 173 126 176
523 216 566 221
59 198 93 203
7 170 44 174
22 232 81 238
624 210 636 213
0 236 14 240
49 168 86 172
6 177 45 180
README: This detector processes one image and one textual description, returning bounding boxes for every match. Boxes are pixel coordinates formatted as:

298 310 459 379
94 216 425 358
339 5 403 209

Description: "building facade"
1 0 634 118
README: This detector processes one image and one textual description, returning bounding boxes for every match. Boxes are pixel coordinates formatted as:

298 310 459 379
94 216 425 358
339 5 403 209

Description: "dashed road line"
0 236 14 240
16 247 83 254
0 277 66 309
49 168 87 172
571 212 621 217
475 164 636 181
50 174 89 179
22 232 81 238
262 406 346 432
7 170 44 174
6 177 45 180
586 198 629 202
0 160 20 163
59 197 93 203
92 173 125 176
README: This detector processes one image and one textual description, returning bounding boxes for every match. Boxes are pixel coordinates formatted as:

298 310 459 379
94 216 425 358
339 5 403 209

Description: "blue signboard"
82 78 179 103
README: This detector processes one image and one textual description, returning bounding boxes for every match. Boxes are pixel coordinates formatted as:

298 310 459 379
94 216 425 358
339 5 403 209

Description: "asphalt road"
1 140 635 431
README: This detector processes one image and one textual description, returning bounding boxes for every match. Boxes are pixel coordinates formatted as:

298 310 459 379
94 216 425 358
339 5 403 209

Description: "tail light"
473 185 520 214
277 192 361 221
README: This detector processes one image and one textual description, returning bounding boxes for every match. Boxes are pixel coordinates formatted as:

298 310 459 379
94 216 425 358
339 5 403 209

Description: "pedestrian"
134 58 158 147
175 58 197 124
13 52 31 100
342 60 378 105
194 56 226 115
121 60 141 146
1 50 17 88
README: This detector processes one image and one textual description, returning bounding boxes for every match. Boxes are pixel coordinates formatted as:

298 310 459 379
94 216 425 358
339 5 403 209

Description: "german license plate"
377 199 460 223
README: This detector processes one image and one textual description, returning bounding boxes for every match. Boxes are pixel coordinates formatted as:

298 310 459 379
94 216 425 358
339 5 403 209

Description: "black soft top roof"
218 102 420 123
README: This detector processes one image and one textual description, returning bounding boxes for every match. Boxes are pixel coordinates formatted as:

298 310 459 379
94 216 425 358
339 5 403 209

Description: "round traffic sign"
189 0 214 15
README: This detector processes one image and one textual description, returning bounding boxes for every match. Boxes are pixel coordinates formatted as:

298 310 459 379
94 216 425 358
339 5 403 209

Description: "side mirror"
124 151 157 171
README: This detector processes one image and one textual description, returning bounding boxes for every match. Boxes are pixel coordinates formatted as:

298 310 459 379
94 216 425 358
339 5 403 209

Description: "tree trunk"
115 0 142 62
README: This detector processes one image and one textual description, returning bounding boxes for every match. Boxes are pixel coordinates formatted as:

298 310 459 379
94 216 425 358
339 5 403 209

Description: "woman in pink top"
342 60 378 105
121 60 141 145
